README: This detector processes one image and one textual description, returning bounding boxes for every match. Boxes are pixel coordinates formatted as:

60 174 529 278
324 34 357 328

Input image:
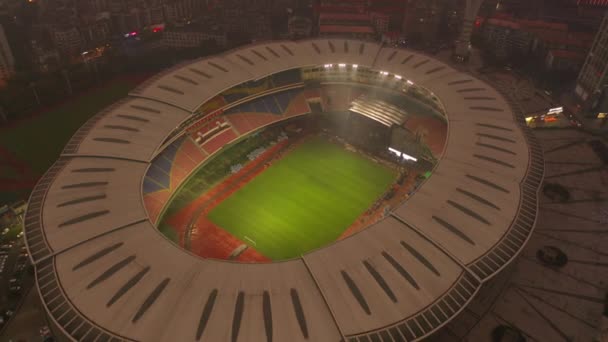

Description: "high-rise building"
453 0 484 60
0 24 15 80
51 25 82 57
575 12 608 107
369 0 407 31
163 0 205 24
402 0 445 43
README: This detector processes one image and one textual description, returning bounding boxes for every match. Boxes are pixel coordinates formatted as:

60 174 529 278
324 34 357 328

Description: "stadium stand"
221 78 272 104
304 87 322 100
283 91 312 117
143 135 209 223
143 190 171 223
143 137 183 194
191 119 231 145
201 129 238 155
321 85 353 111
197 94 226 115
226 113 280 135
224 88 305 116
216 70 302 107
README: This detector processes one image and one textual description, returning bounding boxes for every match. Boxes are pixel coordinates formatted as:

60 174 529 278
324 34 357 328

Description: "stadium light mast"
453 0 484 62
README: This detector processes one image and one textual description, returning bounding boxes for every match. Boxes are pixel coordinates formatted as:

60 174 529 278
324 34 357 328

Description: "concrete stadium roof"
24 39 544 342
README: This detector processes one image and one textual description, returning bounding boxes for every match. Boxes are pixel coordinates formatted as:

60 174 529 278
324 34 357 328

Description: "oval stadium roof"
24 39 544 342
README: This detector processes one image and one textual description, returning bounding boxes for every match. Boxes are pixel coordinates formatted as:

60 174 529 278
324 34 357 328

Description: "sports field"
207 137 396 260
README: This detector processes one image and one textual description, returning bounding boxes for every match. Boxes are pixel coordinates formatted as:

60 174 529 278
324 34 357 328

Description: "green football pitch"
207 137 396 260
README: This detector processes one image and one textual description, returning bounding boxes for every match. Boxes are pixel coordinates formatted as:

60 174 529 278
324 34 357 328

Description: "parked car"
536 246 568 267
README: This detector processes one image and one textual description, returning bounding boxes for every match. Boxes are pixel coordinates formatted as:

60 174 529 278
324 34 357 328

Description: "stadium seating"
143 135 210 224
201 129 238 155
304 88 321 100
221 78 272 105
197 95 226 115
143 137 184 194
224 88 305 116
144 190 171 224
143 177 164 194
283 92 311 117
226 113 281 135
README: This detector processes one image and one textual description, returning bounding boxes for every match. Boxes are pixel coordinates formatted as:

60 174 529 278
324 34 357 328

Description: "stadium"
23 39 544 341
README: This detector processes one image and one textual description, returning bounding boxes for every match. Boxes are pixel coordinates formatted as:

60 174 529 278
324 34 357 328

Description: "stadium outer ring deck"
24 39 544 342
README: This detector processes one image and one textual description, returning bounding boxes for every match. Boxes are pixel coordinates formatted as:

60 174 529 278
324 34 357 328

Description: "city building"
576 0 608 25
163 0 205 24
481 16 593 62
481 17 521 58
369 0 407 31
402 0 445 44
50 25 82 57
80 12 112 49
0 24 14 80
371 12 390 35
315 0 367 15
109 0 165 34
30 39 60 73
162 23 227 49
545 49 586 72
217 0 272 40
317 12 375 39
575 12 608 111
530 30 594 58
318 24 375 39
288 15 313 39
381 30 402 45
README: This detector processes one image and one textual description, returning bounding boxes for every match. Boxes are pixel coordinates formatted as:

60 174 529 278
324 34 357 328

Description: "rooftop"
319 12 371 21
319 25 375 34
548 49 586 60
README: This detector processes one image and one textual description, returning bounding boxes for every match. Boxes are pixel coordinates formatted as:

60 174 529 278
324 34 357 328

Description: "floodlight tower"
453 0 484 61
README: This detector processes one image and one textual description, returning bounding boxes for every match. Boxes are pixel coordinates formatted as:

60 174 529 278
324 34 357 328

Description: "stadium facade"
24 39 544 341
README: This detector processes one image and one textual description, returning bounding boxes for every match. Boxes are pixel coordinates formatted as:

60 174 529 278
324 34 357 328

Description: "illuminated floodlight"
380 71 389 76
546 106 563 115
394 75 402 80
401 152 418 162
388 147 418 162
406 80 414 85
388 147 401 157
338 63 346 67
352 64 358 69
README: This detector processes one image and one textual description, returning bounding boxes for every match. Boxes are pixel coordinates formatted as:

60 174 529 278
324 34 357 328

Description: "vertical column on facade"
454 0 484 59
